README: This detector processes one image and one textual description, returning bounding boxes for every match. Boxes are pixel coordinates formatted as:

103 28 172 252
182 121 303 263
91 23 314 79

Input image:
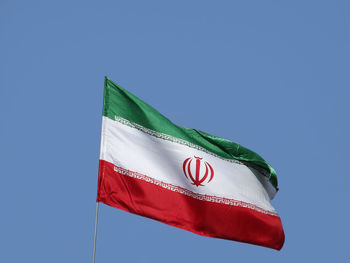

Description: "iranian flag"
97 77 285 250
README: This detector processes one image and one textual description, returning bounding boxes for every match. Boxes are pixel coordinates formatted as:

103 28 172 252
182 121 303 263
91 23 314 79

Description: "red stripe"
97 160 285 250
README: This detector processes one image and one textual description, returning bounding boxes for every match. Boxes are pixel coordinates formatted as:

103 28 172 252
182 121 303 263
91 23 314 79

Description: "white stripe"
113 115 277 200
100 116 277 213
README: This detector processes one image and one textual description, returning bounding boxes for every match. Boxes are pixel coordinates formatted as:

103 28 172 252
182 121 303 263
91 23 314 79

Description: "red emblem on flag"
182 156 214 187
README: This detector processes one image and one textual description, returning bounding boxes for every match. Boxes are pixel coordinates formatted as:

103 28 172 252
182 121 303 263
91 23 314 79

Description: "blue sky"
1 1 349 262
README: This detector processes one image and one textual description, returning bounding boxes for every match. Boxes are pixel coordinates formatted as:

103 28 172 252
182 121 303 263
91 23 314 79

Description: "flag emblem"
182 156 214 187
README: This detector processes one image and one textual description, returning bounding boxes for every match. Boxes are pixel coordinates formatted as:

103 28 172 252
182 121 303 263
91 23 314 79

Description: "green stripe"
103 77 278 191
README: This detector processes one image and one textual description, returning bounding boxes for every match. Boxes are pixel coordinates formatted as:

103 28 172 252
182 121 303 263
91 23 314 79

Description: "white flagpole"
93 77 105 262
92 202 99 263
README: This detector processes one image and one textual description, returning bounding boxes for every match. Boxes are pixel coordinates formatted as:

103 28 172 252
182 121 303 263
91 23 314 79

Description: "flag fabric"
97 77 285 250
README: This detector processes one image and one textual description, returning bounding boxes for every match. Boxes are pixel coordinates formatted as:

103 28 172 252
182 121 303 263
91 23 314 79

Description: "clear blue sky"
1 1 349 262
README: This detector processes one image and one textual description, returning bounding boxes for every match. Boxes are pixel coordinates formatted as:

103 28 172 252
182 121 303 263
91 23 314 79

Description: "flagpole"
93 77 105 263
92 202 99 263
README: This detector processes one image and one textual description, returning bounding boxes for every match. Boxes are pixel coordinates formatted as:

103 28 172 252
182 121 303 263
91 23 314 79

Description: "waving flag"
97 77 284 250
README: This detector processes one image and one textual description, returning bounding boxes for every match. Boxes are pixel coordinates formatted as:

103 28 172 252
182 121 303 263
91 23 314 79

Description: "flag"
97 77 285 250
